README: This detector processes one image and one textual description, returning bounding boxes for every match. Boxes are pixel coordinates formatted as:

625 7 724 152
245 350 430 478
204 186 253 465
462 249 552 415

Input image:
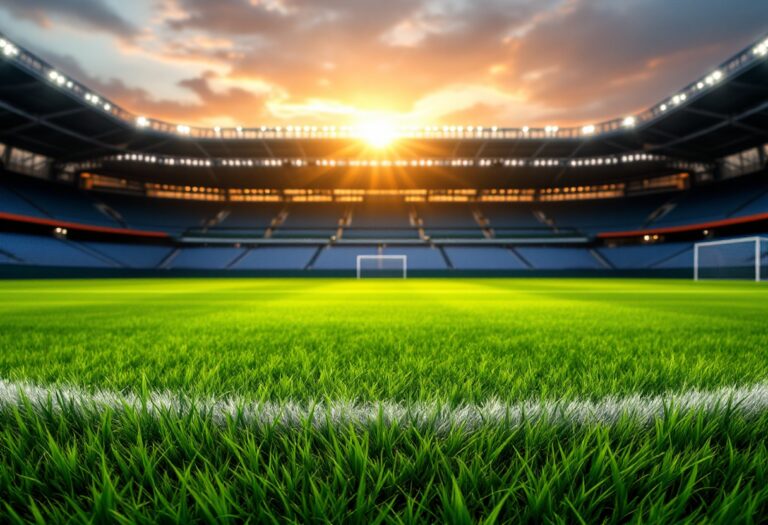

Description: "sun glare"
358 120 398 149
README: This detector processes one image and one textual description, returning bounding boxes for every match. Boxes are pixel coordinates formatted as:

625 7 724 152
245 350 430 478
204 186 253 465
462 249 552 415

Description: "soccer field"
1 278 768 523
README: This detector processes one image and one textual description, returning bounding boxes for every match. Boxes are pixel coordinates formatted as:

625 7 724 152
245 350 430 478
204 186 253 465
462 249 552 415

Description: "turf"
0 277 767 523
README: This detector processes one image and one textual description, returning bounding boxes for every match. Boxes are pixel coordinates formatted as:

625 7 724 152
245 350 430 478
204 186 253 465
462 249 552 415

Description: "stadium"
1 5 768 522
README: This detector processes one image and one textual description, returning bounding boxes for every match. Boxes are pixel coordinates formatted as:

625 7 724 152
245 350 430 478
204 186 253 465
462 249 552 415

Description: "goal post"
694 237 768 281
356 255 407 279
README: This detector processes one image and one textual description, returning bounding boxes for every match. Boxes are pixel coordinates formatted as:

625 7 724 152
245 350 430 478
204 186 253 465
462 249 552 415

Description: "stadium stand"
103 194 229 233
443 247 528 270
271 204 344 238
417 204 485 239
515 247 603 270
169 247 245 269
479 203 550 238
540 195 670 234
343 201 419 239
231 247 318 270
381 246 447 270
209 204 283 236
596 243 693 270
0 232 108 267
2 32 768 276
311 246 379 270
81 242 173 269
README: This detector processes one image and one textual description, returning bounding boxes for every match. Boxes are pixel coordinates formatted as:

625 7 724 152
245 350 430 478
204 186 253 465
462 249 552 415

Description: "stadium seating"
479 204 545 229
200 203 282 237
99 194 222 233
271 204 344 238
342 228 420 239
515 247 603 270
0 232 108 267
381 246 447 270
417 204 484 239
652 246 693 269
2 168 768 275
539 195 669 234
444 246 528 270
0 184 47 217
349 201 413 228
597 243 693 269
169 247 245 269
343 201 419 239
311 246 379 270
81 242 173 269
231 247 318 270
1 173 117 225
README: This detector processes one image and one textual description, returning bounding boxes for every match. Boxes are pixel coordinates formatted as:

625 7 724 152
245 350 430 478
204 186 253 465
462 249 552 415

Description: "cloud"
0 0 139 40
499 0 768 121
30 50 273 126
6 0 768 126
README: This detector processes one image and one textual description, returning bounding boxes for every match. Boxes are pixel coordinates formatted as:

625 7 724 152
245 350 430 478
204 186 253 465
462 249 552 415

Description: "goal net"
694 237 768 281
356 255 407 279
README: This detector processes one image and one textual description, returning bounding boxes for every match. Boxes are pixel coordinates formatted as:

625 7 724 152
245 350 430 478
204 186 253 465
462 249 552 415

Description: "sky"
1 0 767 129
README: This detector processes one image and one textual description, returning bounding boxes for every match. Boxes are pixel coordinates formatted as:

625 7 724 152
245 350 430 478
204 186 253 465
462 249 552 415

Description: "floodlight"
358 120 397 149
622 116 636 128
136 116 149 127
582 124 596 135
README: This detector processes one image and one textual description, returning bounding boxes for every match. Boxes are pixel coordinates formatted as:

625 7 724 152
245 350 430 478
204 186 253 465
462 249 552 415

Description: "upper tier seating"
349 202 413 228
732 190 768 217
652 174 768 227
99 194 223 233
479 204 545 229
272 204 345 238
416 203 483 238
0 184 47 218
1 173 117 225
212 203 283 230
280 204 345 228
343 201 418 239
0 232 108 267
416 203 478 227
539 195 669 234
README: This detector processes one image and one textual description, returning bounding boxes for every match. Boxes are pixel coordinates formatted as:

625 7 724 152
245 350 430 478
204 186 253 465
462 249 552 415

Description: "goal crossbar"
694 236 768 281
356 255 407 279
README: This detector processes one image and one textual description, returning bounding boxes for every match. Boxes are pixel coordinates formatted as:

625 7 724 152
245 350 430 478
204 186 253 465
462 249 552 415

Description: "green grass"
0 278 767 523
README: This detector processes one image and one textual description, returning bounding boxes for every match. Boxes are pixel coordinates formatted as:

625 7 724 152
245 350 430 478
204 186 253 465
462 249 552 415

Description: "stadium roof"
1 32 767 186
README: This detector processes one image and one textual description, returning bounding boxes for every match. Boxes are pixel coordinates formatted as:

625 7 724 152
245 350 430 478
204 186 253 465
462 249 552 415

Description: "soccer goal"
694 237 768 281
356 255 407 279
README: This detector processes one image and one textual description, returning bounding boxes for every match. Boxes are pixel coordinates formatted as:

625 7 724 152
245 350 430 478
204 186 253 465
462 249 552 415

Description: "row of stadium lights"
753 37 768 57
131 121 630 139
107 154 664 168
0 33 762 139
0 38 19 57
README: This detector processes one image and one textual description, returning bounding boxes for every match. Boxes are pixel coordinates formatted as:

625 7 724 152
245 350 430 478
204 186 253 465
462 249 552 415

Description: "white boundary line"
1 380 767 432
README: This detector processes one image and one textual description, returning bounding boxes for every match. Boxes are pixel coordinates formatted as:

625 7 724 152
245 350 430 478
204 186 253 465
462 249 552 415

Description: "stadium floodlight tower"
694 237 768 281
356 255 407 279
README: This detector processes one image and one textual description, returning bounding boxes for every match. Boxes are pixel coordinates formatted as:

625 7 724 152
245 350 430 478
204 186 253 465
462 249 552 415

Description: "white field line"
1 379 767 433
